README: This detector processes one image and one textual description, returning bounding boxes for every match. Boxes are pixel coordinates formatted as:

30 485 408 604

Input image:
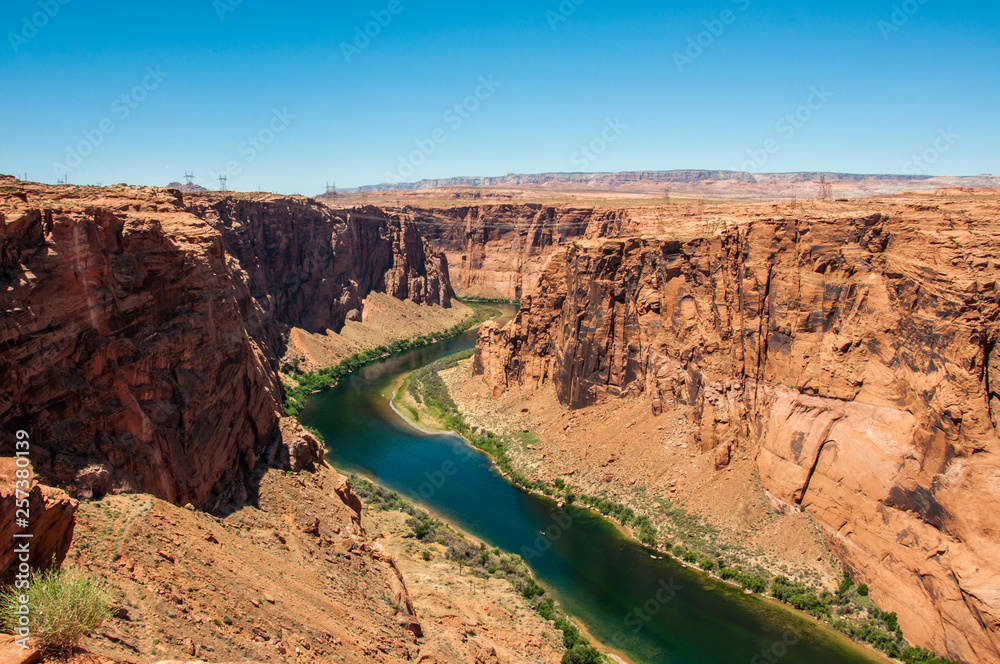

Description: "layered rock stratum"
473 194 1000 663
0 458 77 583
0 179 452 510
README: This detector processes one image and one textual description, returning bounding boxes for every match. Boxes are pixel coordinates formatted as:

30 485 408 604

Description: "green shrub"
899 645 960 664
771 576 832 617
0 568 114 654
562 644 603 664
858 583 870 596
837 570 853 596
520 579 545 600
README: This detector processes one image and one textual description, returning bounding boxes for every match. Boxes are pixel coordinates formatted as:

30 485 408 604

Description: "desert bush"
562 643 603 664
1 568 114 654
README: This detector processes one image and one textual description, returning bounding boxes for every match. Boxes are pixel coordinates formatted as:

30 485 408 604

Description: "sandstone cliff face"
0 460 77 583
0 182 452 510
475 207 1000 663
411 204 662 300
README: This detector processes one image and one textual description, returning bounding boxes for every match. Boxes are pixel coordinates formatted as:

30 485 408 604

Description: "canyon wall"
474 208 1000 663
0 182 452 510
409 204 667 299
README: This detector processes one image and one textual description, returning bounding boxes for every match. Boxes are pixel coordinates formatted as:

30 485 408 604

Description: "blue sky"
1 0 996 193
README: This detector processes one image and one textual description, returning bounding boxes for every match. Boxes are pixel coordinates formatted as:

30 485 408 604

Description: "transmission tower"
818 175 832 200
56 176 68 185
218 175 228 191
326 182 337 196
184 172 195 185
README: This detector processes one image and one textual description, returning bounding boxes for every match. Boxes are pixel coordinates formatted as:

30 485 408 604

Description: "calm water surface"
301 307 878 664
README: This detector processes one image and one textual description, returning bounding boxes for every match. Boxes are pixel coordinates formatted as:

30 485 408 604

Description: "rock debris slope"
474 199 1000 663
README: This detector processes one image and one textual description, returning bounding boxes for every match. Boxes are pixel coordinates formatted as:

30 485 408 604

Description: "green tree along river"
300 307 882 664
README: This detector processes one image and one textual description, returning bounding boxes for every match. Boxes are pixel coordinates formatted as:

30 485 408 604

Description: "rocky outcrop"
0 459 77 583
474 208 1000 663
0 182 452 510
266 418 325 473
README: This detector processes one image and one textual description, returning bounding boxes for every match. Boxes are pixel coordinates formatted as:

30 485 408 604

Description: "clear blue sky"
1 0 997 193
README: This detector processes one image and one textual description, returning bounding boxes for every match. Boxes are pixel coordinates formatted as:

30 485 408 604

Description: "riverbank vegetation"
351 477 608 664
457 296 521 306
405 350 560 498
408 351 960 664
282 304 501 417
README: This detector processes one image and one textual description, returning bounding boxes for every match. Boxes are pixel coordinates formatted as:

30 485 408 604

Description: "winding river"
301 308 882 664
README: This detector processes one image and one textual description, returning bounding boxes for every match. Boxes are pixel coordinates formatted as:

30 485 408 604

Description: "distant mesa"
323 169 1000 201
334 170 759 194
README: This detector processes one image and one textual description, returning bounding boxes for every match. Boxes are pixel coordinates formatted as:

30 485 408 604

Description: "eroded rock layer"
0 459 77 583
474 205 1000 663
409 204 662 300
0 182 452 510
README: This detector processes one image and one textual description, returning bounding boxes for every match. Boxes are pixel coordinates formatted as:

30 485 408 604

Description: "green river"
300 308 882 664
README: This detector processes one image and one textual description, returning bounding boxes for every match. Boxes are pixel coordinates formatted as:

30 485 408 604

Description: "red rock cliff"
0 182 452 510
0 459 77 583
474 203 1000 663
408 204 662 299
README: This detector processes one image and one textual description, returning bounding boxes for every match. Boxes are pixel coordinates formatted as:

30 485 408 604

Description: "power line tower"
818 175 832 200
218 175 228 191
326 182 337 196
56 176 68 185
184 172 195 186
